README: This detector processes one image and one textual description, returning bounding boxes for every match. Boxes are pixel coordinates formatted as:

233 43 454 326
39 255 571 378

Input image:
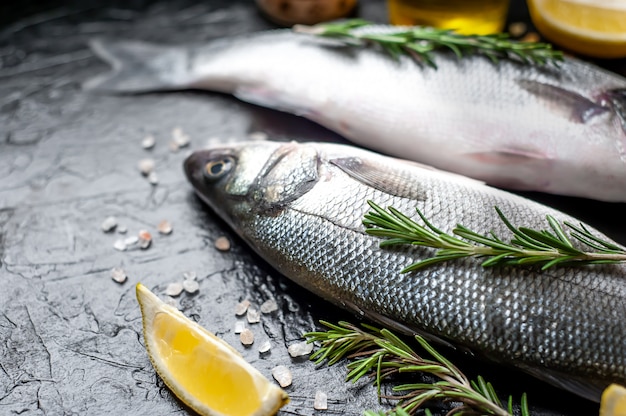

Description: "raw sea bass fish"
87 29 626 201
184 140 626 402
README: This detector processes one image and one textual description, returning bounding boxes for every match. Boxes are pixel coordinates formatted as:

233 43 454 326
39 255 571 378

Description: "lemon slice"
136 283 289 416
601 384 626 416
528 0 626 58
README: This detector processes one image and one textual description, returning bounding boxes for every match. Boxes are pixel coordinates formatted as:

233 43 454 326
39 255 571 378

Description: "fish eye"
204 157 234 180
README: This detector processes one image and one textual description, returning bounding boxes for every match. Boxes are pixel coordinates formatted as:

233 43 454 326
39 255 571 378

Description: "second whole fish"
86 27 626 201
184 140 626 403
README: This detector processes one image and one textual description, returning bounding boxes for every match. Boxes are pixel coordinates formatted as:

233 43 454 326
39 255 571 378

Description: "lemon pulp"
601 384 626 416
528 0 626 58
136 283 289 416
153 312 263 414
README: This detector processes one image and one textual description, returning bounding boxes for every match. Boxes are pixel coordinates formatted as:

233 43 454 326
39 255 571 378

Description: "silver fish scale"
243 151 626 385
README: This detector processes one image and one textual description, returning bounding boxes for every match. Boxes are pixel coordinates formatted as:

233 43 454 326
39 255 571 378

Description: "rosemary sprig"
294 19 563 68
305 321 529 416
363 201 626 272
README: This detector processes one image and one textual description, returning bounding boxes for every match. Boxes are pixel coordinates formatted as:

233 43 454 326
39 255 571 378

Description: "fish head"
184 141 320 231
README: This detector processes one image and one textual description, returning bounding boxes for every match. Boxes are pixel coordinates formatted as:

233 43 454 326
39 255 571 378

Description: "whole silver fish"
87 28 626 201
184 140 626 402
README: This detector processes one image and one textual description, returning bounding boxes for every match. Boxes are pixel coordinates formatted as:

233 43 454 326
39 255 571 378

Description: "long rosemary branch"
305 321 529 416
363 201 626 271
294 19 563 68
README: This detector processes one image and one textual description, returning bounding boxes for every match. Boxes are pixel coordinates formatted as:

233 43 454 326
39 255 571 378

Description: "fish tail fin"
84 39 190 93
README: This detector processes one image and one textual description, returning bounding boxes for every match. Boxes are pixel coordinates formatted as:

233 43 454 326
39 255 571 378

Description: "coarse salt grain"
117 225 127 234
260 299 278 314
314 391 328 410
235 300 250 316
113 239 127 251
234 321 246 334
157 220 173 235
240 328 254 346
138 230 152 249
247 307 261 324
124 236 138 246
214 236 231 251
183 271 197 280
258 340 271 354
182 279 199 294
142 134 156 149
287 341 313 357
165 282 183 297
138 158 155 176
101 216 117 232
110 267 127 283
147 171 158 185
271 365 292 388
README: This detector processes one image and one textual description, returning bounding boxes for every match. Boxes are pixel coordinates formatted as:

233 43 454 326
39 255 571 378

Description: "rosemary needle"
294 19 563 68
305 321 529 416
362 201 626 271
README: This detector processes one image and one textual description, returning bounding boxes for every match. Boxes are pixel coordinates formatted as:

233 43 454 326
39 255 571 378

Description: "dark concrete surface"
0 1 624 415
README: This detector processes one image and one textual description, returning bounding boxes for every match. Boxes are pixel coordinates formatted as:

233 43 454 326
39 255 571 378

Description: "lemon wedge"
136 283 289 416
528 0 626 58
601 384 626 416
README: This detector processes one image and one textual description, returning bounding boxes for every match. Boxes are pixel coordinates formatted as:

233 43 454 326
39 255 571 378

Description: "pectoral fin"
521 365 606 403
517 79 609 123
606 88 626 135
330 156 427 200
466 147 551 165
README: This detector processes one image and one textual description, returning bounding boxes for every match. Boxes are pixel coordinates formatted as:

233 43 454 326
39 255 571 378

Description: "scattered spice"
142 134 156 150
138 158 155 176
214 236 231 251
101 216 117 233
157 220 173 235
235 300 250 316
271 365 292 388
110 267 127 283
260 299 278 314
314 391 328 410
165 282 183 297
138 230 152 249
234 321 246 334
521 31 541 43
246 307 261 324
182 279 199 294
240 328 255 346
508 21 527 37
288 341 313 357
258 340 272 354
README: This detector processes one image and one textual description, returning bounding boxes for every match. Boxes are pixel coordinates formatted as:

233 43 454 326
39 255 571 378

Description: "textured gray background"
1 1 625 415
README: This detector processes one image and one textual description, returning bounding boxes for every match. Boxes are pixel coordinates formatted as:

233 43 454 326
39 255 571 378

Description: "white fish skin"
86 29 626 201
184 140 626 402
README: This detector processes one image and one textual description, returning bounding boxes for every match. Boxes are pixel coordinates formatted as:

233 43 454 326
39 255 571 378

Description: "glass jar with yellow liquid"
388 0 510 35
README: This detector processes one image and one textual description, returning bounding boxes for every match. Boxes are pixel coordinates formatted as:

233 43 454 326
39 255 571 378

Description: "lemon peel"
528 0 626 58
136 283 289 416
